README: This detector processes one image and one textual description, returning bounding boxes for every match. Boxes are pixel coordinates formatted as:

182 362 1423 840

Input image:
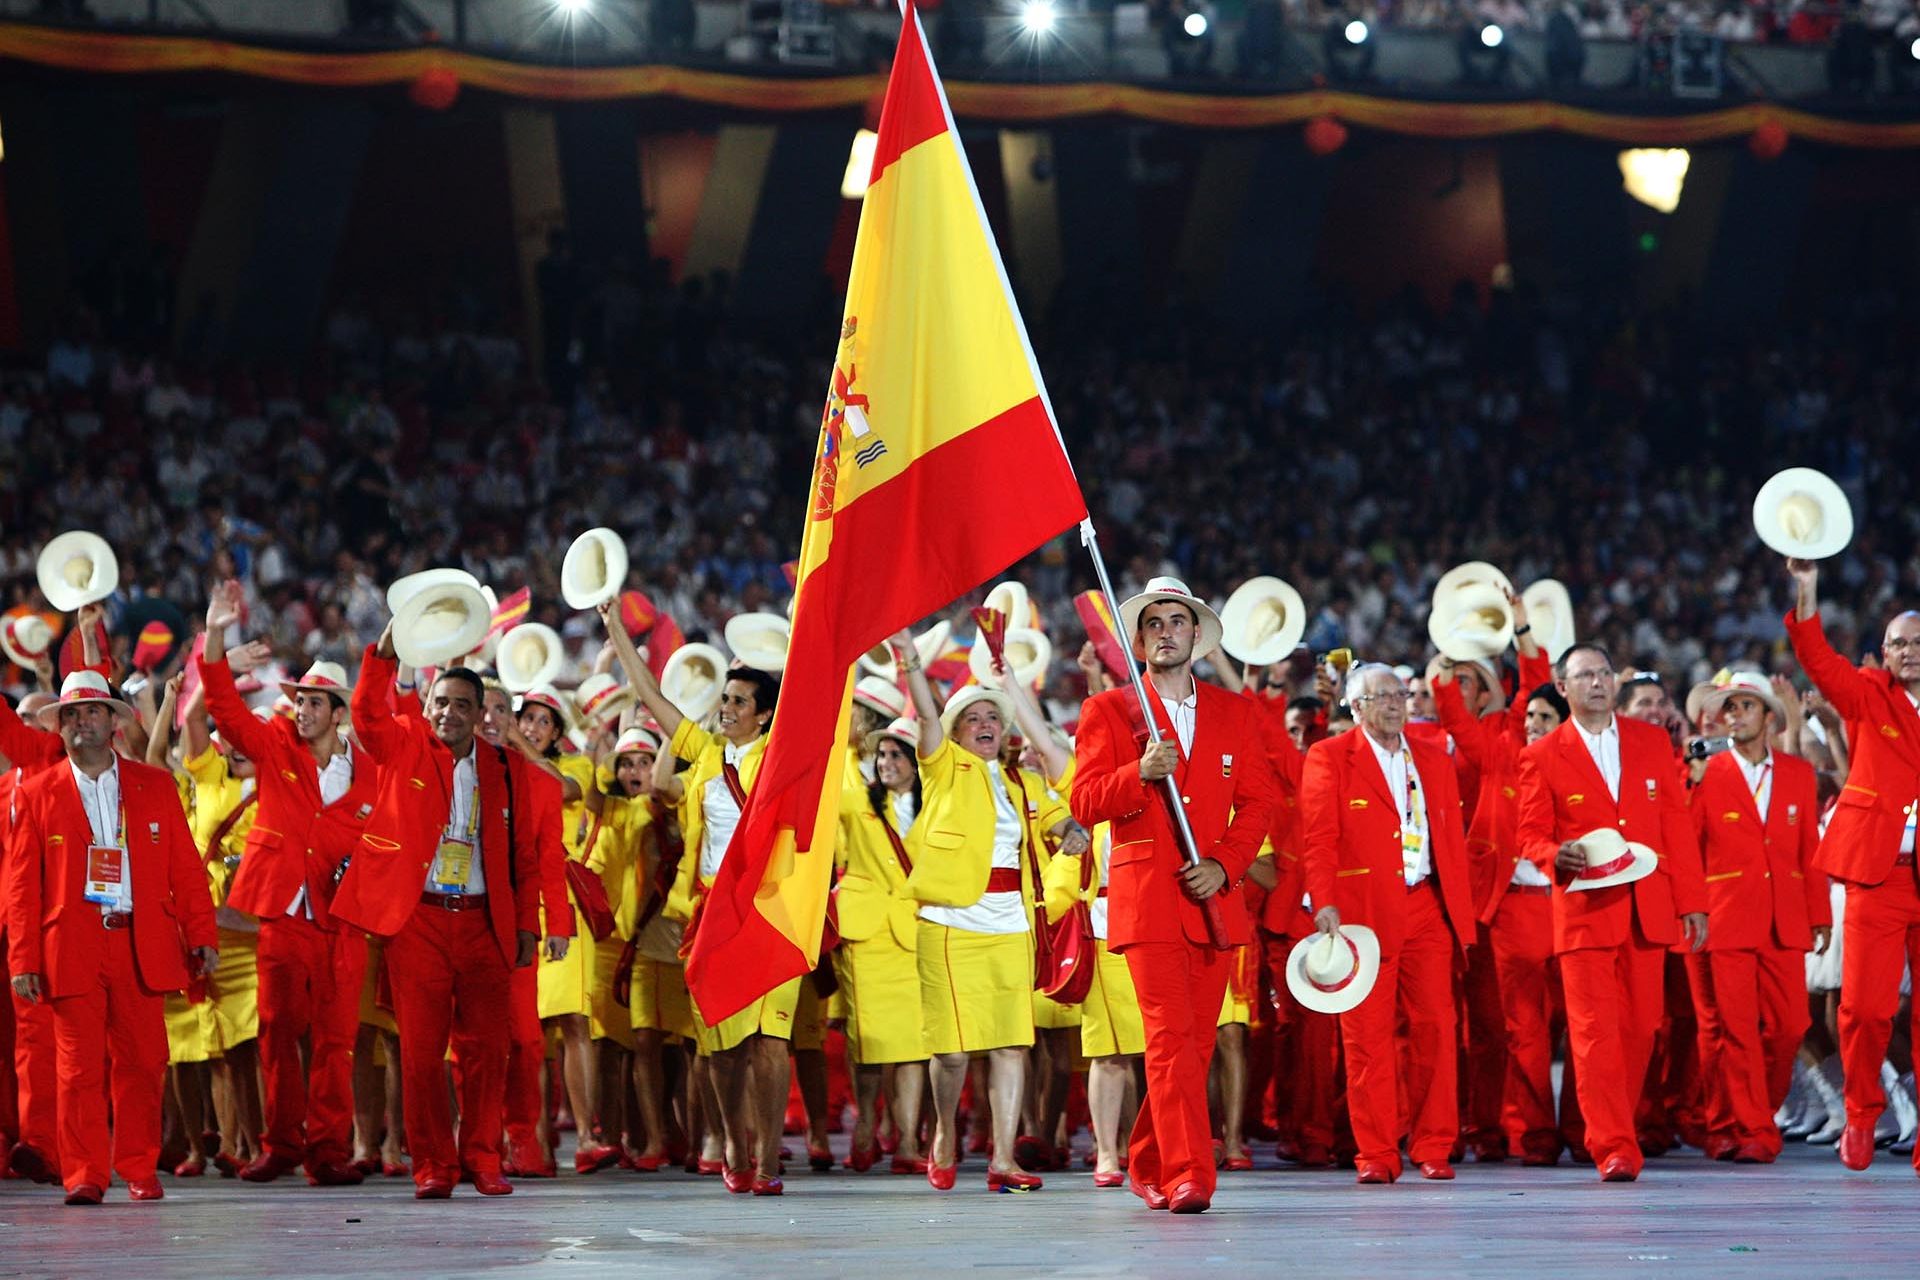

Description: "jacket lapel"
1352 730 1397 810
1556 723 1619 819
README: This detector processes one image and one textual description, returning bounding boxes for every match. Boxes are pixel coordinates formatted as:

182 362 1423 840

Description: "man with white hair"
1303 662 1475 1184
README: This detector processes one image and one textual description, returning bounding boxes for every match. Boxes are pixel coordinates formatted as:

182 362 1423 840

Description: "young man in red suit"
1303 662 1476 1183
200 581 382 1187
1782 556 1920 1171
1072 577 1276 1215
1516 641 1707 1183
331 627 542 1199
1687 672 1829 1163
5 671 219 1205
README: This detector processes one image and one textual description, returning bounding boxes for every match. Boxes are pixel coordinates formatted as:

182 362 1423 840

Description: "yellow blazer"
836 760 920 950
905 739 1067 912
587 794 653 939
664 719 768 921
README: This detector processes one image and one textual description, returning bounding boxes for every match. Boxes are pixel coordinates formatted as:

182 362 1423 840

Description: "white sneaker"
1776 1060 1810 1135
1806 1056 1846 1145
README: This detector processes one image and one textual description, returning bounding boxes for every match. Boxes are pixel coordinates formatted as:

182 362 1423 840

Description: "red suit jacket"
1785 609 1920 887
1071 682 1277 950
1516 715 1707 954
525 765 574 940
1301 727 1475 956
1690 749 1829 952
4 757 217 997
330 647 541 964
1434 652 1553 923
201 655 380 926
0 700 68 778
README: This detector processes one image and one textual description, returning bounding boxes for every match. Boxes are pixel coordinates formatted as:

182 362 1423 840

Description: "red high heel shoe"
1092 1170 1125 1188
807 1144 834 1173
891 1155 929 1175
846 1138 879 1172
926 1160 958 1191
722 1165 753 1194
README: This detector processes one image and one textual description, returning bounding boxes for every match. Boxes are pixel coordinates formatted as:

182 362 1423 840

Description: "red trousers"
1838 869 1920 1158
1558 936 1665 1175
1686 945 1807 1155
1262 933 1338 1151
502 962 545 1154
1337 883 1457 1173
50 924 167 1193
1123 939 1230 1200
1459 921 1506 1154
387 904 514 1188
257 915 366 1169
1489 889 1559 1159
6 984 60 1168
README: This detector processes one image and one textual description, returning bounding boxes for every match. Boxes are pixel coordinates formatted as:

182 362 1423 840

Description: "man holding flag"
682 0 1087 1115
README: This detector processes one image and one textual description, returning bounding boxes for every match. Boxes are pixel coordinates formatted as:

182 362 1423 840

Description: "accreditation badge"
429 837 475 893
84 845 126 906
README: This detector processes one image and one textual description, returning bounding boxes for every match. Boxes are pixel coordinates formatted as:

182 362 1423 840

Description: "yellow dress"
182 749 260 1053
537 754 599 1022
833 751 925 1065
665 720 803 1055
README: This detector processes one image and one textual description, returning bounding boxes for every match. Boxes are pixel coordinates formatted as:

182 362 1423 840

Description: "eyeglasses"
1888 638 1918 652
1565 669 1616 684
1358 690 1411 705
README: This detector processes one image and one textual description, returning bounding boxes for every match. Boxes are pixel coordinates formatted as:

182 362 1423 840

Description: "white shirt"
1576 716 1622 802
919 760 1030 935
889 789 918 836
1906 692 1919 854
72 758 130 913
1159 686 1197 756
1734 748 1774 817
1362 729 1430 886
425 750 485 894
289 742 355 919
1090 825 1111 941
699 741 751 882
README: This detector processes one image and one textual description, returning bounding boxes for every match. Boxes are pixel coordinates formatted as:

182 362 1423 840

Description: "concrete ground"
1 1138 1913 1279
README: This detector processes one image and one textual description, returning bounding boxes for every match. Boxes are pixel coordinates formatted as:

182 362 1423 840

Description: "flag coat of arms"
685 7 1088 1021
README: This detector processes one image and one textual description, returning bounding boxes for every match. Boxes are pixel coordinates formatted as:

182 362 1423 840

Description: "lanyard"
436 756 481 843
1401 751 1423 830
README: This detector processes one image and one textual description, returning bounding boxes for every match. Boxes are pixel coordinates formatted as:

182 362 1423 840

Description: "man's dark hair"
1526 683 1570 721
432 667 487 704
726 668 781 719
1553 641 1614 681
1288 695 1326 715
1614 675 1663 710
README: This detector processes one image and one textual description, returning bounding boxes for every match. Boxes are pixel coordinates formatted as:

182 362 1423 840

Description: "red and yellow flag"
489 586 530 636
685 8 1087 1021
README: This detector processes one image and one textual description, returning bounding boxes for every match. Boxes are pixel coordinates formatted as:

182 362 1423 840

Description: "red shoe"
1012 1135 1050 1172
926 1160 958 1191
1294 1142 1332 1169
1703 1135 1739 1162
1599 1155 1638 1182
414 1179 454 1200
239 1151 303 1183
575 1143 621 1174
628 1153 668 1172
172 1157 206 1178
1839 1122 1875 1171
1093 1170 1125 1188
891 1155 929 1175
697 1158 725 1176
381 1161 410 1179
351 1157 380 1176
63 1183 104 1206
213 1153 243 1179
751 1174 784 1196
1732 1142 1774 1164
1222 1154 1253 1172
1419 1159 1455 1181
987 1169 1043 1193
9 1144 54 1184
808 1144 833 1173
1128 1175 1169 1210
1167 1180 1210 1214
966 1132 989 1155
473 1171 514 1196
1355 1160 1397 1184
128 1178 165 1202
722 1166 753 1194
878 1131 900 1156
307 1161 366 1187
846 1140 878 1172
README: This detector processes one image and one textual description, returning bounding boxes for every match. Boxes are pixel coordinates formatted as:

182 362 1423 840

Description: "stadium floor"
1 1136 1911 1278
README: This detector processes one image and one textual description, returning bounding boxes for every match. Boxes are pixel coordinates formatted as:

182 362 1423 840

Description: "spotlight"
1325 13 1376 84
842 129 879 200
1183 11 1208 37
557 0 588 11
1912 36 1920 59
1618 148 1690 214
1458 20 1511 86
1480 22 1503 48
1020 0 1057 35
1344 18 1369 43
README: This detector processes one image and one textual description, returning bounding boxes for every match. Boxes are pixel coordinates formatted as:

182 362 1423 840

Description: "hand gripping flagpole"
1079 519 1233 950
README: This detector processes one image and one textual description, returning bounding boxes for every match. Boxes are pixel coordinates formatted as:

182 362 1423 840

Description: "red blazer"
1785 610 1920 887
330 647 541 963
1071 682 1277 950
525 765 575 939
201 655 380 926
1691 750 1829 952
1435 652 1553 923
0 699 68 778
1516 715 1707 954
1301 728 1475 956
4 757 217 997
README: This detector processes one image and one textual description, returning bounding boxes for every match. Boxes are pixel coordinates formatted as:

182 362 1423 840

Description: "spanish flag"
684 7 1087 1022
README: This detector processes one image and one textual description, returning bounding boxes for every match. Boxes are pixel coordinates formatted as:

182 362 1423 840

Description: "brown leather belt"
1508 883 1552 897
420 891 489 912
101 912 132 930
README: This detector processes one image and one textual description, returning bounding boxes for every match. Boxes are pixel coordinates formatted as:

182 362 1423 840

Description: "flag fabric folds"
684 6 1088 1022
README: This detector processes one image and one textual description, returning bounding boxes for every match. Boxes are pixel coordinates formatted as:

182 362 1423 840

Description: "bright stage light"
556 0 589 11
1183 11 1209 37
1911 35 1920 59
1020 0 1058 35
1344 19 1369 43
1618 148 1690 214
1480 23 1504 47
842 129 879 200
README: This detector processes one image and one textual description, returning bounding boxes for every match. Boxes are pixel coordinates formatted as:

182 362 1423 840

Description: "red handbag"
564 813 617 942
1010 768 1097 1005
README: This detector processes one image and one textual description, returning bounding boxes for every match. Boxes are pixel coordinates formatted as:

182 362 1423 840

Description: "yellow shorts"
630 957 697 1040
536 925 594 1022
209 926 259 1051
835 934 924 1065
164 992 220 1064
359 936 397 1034
917 921 1035 1056
590 937 638 1049
693 976 804 1055
1079 940 1145 1059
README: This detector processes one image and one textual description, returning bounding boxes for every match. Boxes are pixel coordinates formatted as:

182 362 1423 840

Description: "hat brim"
391 582 491 669
1753 467 1853 561
1284 925 1382 1015
0 625 51 670
1566 840 1659 892
36 531 119 613
1219 576 1307 666
497 623 565 694
278 681 349 704
724 615 791 674
578 684 638 726
660 642 729 722
939 686 1017 739
562 528 629 611
1700 685 1789 730
1520 578 1576 663
1119 591 1223 662
385 568 481 618
863 725 919 756
37 696 135 730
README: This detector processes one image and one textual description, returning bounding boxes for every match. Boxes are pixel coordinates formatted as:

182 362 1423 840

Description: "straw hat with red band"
1118 576 1223 661
864 716 919 757
613 725 662 759
0 614 53 668
36 670 135 729
516 684 574 731
853 675 909 722
278 660 350 704
573 672 636 727
1698 668 1789 728
1284 925 1381 1015
939 685 1016 738
1564 827 1658 893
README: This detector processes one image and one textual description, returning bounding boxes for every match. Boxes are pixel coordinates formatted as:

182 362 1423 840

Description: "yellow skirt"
693 975 804 1055
835 934 924 1065
209 926 260 1051
1034 989 1084 1030
536 925 595 1022
791 976 826 1053
165 992 220 1064
590 937 638 1049
630 957 698 1040
359 936 397 1034
1217 942 1253 1028
917 921 1035 1056
1080 940 1145 1059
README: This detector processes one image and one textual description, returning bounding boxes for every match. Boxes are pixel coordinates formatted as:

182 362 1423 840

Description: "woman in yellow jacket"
894 629 1087 1193
834 716 928 1174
